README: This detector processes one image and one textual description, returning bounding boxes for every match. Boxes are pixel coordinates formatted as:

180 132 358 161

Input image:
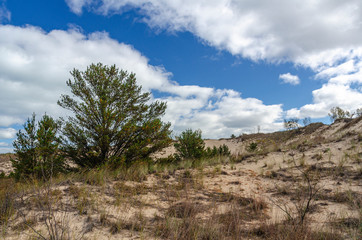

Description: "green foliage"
11 113 64 180
205 144 231 158
58 63 171 168
356 108 362 117
174 129 231 161
174 129 205 160
247 142 258 152
328 106 353 122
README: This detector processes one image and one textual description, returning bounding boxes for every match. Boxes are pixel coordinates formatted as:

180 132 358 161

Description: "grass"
1 118 362 239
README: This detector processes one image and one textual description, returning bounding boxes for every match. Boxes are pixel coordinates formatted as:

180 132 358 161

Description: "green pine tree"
58 63 171 168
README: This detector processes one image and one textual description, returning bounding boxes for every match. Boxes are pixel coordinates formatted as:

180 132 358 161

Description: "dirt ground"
1 117 361 239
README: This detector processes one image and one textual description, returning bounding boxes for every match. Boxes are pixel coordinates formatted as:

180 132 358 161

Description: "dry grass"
1 117 361 239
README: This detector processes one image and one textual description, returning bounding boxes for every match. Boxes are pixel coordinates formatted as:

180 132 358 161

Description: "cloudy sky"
0 0 362 153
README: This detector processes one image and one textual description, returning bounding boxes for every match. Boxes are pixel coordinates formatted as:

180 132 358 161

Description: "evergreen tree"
58 63 171 168
174 129 205 160
11 114 64 180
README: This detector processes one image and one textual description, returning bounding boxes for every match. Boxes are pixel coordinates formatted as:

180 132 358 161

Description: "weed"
68 185 92 214
0 178 16 235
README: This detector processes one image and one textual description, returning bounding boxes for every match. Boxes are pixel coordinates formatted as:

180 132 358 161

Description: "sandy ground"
1 117 361 239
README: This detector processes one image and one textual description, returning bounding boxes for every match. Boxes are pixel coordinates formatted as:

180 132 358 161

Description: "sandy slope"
1 117 361 239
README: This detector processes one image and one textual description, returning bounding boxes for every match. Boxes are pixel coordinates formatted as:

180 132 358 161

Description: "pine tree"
11 114 64 180
58 63 171 168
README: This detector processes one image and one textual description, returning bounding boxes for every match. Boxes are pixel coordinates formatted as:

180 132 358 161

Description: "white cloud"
0 142 8 147
164 89 283 137
0 24 283 140
65 0 362 120
0 147 12 153
286 83 362 119
0 128 16 139
65 0 362 64
65 0 92 15
0 25 171 126
0 1 10 23
279 73 300 85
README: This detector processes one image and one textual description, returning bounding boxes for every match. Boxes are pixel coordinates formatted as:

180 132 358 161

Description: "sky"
0 0 362 153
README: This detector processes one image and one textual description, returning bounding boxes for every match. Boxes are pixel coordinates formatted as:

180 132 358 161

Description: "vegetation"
205 144 231 158
174 129 205 160
329 106 353 122
174 129 230 161
11 113 64 180
302 117 311 126
2 64 362 239
284 118 299 130
58 63 172 168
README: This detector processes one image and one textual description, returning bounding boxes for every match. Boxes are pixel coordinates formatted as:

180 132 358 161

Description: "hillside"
0 117 361 239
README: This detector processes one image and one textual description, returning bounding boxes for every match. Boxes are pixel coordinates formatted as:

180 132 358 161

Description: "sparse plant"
284 118 300 130
269 160 322 226
0 179 15 235
302 117 311 126
329 106 353 122
356 108 362 117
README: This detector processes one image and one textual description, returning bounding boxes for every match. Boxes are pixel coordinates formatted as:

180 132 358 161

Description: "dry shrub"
252 222 343 240
216 207 244 238
154 216 220 240
67 185 91 214
113 182 148 197
167 201 205 219
0 178 16 232
109 217 144 234
115 162 149 182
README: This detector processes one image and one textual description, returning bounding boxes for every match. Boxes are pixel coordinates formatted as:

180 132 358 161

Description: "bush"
58 63 172 168
328 106 353 122
284 118 299 130
247 142 258 152
174 129 231 161
205 144 231 158
11 113 65 180
174 129 205 160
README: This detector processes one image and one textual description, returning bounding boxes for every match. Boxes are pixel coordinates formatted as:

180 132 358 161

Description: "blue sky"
1 0 362 152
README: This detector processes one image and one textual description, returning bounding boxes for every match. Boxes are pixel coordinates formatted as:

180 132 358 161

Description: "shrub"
58 63 172 168
328 106 353 122
11 113 65 180
284 118 299 130
302 117 311 126
174 129 205 160
205 144 231 158
247 142 258 152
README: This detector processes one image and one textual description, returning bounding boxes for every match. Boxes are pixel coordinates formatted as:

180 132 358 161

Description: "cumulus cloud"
0 25 171 126
65 0 362 119
0 24 283 140
286 83 362 119
279 73 300 85
65 0 362 64
164 89 283 136
0 128 16 139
